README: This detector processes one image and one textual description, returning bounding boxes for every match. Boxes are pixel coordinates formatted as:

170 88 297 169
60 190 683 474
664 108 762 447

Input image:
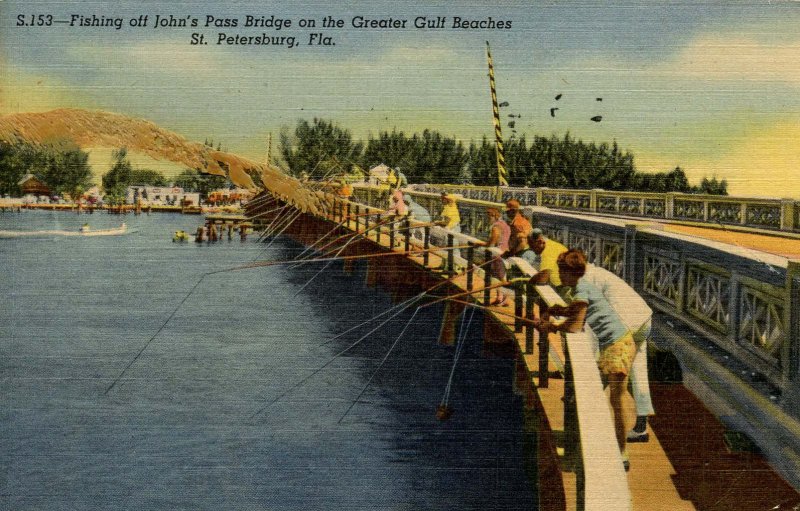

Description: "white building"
126 185 200 207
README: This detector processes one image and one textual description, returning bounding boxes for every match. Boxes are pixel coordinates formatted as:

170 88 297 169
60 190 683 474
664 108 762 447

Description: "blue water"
0 210 537 510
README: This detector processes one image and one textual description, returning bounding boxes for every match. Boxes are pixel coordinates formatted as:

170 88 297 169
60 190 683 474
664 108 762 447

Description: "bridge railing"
402 183 800 233
321 193 632 510
349 184 800 412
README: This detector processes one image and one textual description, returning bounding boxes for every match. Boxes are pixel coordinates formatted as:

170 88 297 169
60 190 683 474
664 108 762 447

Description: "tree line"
279 118 728 195
0 141 229 200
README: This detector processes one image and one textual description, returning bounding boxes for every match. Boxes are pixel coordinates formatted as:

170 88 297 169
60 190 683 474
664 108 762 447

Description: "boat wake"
0 224 130 238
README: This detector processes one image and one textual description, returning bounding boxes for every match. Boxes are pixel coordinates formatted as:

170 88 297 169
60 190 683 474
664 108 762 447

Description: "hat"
529 228 544 240
441 192 456 202
505 199 521 210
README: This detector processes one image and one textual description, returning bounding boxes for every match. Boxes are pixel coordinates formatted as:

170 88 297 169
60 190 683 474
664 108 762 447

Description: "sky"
1 0 799 197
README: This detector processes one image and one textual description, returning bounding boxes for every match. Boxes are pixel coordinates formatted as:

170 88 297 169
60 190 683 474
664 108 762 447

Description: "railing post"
781 199 796 231
346 203 351 229
389 216 396 247
665 192 675 219
354 205 360 231
537 299 549 388
447 233 455 276
589 189 600 213
404 217 411 253
514 284 524 333
623 223 640 290
423 226 431 266
484 249 492 304
562 334 579 470
375 213 382 243
525 281 535 354
466 242 475 291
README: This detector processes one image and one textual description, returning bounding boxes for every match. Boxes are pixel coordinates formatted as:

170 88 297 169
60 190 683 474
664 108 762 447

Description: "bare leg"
608 372 628 453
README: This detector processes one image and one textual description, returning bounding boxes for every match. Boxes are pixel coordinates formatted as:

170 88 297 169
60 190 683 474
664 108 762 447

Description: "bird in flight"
591 115 602 122
555 94 563 100
550 108 559 117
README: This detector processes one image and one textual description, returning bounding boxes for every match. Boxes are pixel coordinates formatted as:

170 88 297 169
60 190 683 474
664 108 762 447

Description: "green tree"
129 168 168 186
40 145 93 200
280 118 364 179
696 176 728 195
173 168 229 200
101 148 133 204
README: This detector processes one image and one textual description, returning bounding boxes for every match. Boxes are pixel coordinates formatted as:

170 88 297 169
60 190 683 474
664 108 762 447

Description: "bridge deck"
663 223 800 259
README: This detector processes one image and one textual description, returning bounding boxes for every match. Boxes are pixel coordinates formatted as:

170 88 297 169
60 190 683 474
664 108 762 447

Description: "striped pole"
486 41 508 188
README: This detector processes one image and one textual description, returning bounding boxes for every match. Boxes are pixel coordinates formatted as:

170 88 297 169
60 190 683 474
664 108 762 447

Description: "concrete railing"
402 183 800 233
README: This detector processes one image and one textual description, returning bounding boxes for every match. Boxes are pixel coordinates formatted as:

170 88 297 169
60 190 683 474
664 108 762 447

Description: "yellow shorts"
597 332 636 377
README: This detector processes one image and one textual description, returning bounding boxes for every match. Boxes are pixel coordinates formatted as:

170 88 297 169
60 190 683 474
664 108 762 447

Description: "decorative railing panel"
686 266 730 332
557 194 575 209
568 230 600 265
739 287 785 365
708 202 742 225
746 204 781 229
644 199 666 217
503 188 538 206
601 240 625 277
542 192 558 207
673 200 704 221
575 194 591 209
619 197 642 216
643 251 682 306
597 196 617 213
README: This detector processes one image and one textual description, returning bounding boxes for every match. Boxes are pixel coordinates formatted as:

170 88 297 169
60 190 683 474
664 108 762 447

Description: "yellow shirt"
539 239 568 287
441 203 460 229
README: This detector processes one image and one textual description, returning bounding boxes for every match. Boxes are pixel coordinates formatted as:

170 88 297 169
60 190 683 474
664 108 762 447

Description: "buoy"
436 404 453 421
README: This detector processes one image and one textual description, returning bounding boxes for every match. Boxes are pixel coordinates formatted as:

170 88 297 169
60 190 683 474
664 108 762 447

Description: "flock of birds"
500 93 605 139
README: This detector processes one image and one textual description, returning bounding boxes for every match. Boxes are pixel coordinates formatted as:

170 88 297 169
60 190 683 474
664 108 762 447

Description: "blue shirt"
561 280 629 348
405 199 431 223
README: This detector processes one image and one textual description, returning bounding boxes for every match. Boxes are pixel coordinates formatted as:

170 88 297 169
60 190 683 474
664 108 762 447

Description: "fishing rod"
291 215 407 268
291 210 384 261
296 217 440 264
224 243 478 273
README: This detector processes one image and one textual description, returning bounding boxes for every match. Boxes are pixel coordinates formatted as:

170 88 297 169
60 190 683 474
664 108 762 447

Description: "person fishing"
504 199 532 257
476 207 510 305
534 249 638 471
434 193 462 268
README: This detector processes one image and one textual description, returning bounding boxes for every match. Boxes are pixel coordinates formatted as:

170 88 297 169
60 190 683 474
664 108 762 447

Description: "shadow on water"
287 247 539 510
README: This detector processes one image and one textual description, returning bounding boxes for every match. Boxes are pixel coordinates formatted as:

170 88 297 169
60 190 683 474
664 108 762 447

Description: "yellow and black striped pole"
486 41 508 188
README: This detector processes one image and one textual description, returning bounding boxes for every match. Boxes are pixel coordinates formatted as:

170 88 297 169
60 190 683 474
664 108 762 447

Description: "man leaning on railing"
533 249 638 472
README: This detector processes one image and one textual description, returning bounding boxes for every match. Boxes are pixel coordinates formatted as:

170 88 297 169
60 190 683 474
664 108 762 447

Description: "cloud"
657 34 800 86
65 41 231 74
636 118 800 198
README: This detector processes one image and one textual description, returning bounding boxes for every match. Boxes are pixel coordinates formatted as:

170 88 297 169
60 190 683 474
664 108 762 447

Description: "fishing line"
104 273 207 395
337 307 421 424
441 306 477 408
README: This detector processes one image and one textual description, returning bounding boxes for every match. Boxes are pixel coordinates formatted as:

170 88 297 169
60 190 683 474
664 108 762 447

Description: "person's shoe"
626 429 649 443
622 451 630 472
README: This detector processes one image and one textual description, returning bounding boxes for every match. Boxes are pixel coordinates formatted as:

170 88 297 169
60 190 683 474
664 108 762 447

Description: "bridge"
244 180 800 510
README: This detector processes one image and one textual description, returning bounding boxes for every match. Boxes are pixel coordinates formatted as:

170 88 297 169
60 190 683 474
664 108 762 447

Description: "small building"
18 174 51 197
126 185 200 207
367 164 392 186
